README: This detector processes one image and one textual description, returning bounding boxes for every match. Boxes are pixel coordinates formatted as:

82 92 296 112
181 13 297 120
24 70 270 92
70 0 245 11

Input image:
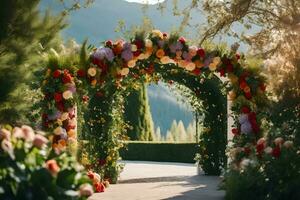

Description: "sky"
125 0 165 4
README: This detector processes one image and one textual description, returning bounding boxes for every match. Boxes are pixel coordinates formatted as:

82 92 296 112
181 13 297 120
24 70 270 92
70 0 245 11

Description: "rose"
241 106 251 114
45 159 60 176
62 72 72 84
52 70 61 78
197 48 205 58
272 146 281 158
79 183 94 197
127 60 136 68
21 125 35 142
33 134 48 149
0 128 11 140
87 67 97 77
283 140 293 148
54 93 63 102
231 128 239 136
62 90 73 100
264 147 273 154
178 36 186 44
274 137 284 147
1 139 15 159
53 126 65 136
77 69 86 77
94 182 105 193
156 49 165 58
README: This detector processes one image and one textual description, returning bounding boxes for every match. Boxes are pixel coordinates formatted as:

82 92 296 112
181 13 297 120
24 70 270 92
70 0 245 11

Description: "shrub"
0 125 105 199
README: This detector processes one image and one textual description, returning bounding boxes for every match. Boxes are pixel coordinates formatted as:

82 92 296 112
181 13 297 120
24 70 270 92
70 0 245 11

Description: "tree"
124 83 154 141
0 0 66 125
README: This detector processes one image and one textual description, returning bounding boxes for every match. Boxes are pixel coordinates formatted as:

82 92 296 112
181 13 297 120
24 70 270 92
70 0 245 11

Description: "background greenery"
120 141 197 163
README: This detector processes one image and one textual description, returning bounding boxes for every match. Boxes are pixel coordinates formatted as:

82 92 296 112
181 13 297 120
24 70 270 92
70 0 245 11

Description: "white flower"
87 67 97 77
145 39 153 48
63 90 73 100
131 44 137 52
264 147 273 154
283 140 293 148
93 173 101 184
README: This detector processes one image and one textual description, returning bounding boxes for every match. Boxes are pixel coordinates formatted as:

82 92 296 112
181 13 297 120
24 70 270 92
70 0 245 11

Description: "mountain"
148 83 194 135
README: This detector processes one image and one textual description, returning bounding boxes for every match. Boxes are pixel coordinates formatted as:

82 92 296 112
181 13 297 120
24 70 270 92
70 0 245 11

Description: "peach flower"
87 67 97 77
21 125 35 142
45 159 60 176
127 60 136 68
156 49 165 58
120 68 129 76
63 90 73 100
0 128 11 140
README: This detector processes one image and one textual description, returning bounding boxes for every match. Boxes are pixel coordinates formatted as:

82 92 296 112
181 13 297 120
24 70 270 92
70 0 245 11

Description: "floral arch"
40 30 268 183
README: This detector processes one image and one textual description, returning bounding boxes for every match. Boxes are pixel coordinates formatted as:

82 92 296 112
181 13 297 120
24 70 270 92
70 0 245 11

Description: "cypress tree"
0 0 65 124
124 83 154 141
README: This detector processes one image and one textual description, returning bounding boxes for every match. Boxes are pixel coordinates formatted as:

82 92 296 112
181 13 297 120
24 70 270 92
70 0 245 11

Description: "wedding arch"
40 30 268 183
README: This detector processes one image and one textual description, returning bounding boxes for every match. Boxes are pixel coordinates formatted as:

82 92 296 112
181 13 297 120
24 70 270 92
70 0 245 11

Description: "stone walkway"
89 161 225 200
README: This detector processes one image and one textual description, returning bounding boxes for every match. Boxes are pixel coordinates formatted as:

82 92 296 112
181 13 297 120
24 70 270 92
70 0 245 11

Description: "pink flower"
0 128 11 140
79 183 94 197
33 134 48 149
12 127 24 138
1 139 15 159
274 137 284 147
21 125 35 141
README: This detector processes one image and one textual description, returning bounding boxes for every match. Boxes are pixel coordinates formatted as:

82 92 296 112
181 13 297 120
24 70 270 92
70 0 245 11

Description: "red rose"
197 48 205 58
98 159 107 166
62 73 72 84
245 92 252 99
248 112 256 121
219 68 225 77
94 182 105 193
178 37 186 44
105 40 113 47
54 93 62 102
77 69 86 77
241 106 251 114
244 147 251 155
53 70 61 78
239 81 247 89
163 32 168 38
134 40 144 49
133 50 141 57
251 121 260 133
231 128 239 135
272 146 281 158
236 53 240 60
192 68 201 76
56 102 64 111
87 171 94 180
256 143 265 154
66 125 76 132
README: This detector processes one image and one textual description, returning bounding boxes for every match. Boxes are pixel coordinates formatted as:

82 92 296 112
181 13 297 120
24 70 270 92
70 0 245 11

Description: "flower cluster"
87 171 109 193
42 68 77 152
0 125 101 199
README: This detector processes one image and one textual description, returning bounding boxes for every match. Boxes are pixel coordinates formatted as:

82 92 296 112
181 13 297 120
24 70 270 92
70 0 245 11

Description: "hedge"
120 141 198 163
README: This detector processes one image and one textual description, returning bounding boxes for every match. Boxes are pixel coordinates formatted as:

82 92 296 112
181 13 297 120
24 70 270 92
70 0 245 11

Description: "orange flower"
46 159 60 176
91 79 97 86
156 49 165 58
194 60 204 68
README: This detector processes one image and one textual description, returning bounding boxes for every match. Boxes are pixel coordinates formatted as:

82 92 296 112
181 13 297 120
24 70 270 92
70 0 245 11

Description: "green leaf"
56 169 77 189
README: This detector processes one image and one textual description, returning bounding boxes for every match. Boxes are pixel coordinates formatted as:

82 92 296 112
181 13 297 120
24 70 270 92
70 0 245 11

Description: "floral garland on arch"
41 30 269 180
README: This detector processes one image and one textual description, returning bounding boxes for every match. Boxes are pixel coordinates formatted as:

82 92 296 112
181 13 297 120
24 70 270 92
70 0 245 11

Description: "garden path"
89 161 225 200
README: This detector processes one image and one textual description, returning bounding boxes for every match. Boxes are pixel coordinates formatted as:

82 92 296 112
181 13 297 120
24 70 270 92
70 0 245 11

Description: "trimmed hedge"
120 141 198 163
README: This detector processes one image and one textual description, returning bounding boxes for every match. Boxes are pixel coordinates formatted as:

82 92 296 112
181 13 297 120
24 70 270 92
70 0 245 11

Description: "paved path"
89 161 225 200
